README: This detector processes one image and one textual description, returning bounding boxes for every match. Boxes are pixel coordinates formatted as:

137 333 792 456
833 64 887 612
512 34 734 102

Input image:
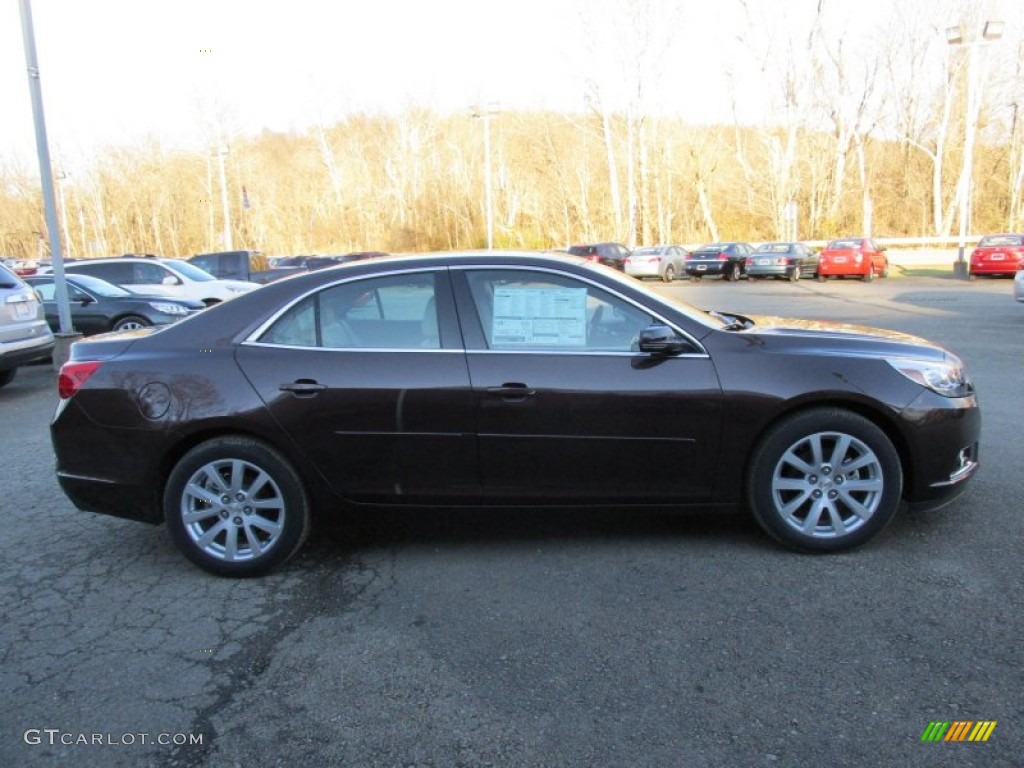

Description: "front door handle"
486 383 536 401
280 379 327 397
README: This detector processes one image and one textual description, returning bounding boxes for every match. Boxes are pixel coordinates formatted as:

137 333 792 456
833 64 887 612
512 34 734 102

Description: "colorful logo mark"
921 721 997 742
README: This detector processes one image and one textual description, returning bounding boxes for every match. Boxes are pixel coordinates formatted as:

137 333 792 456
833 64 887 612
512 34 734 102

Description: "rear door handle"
486 383 536 401
280 379 327 397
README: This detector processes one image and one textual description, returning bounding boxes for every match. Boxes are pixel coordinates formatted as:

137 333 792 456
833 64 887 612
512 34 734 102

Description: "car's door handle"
486 383 536 401
279 379 327 397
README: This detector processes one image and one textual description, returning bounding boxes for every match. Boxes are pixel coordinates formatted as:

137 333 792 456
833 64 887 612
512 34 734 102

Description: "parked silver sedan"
624 245 687 282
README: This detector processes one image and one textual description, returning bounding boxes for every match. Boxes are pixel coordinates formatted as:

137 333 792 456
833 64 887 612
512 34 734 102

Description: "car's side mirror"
637 324 688 355
162 276 181 285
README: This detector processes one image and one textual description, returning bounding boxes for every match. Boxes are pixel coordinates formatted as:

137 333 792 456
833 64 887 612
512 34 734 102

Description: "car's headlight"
149 301 190 316
887 358 972 397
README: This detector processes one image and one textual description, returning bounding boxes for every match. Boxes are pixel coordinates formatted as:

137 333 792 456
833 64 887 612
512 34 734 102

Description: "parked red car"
817 238 888 282
969 234 1024 278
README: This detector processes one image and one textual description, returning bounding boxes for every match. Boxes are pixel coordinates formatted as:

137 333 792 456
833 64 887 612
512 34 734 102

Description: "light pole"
471 103 500 250
946 19 1004 279
214 145 233 251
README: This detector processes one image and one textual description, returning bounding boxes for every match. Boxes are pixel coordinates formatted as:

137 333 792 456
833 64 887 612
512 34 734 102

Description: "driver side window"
465 270 654 352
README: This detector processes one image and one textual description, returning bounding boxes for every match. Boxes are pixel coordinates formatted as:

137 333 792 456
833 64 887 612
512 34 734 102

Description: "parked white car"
1015 264 1024 303
47 257 258 306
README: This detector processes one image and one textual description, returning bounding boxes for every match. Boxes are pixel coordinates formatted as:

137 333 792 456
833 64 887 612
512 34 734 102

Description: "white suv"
55 257 259 306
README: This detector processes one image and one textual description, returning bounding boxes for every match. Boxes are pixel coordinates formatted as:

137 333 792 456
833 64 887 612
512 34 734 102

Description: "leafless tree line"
1 0 1021 259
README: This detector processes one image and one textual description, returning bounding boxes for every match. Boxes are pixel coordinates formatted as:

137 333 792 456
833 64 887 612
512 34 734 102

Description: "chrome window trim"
242 262 709 358
451 263 708 356
244 266 446 346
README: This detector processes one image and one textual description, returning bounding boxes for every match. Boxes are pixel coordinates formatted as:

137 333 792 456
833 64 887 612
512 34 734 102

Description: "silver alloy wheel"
179 458 286 562
770 431 884 539
115 318 147 331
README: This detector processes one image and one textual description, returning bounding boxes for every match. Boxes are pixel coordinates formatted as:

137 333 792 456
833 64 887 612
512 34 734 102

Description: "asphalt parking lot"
1 272 1021 767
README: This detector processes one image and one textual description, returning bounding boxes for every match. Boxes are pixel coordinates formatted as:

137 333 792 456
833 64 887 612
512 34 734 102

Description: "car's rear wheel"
112 315 151 332
747 409 902 553
863 265 876 282
164 436 311 577
880 261 890 278
788 267 800 282
726 262 741 282
0 369 15 388
662 265 675 283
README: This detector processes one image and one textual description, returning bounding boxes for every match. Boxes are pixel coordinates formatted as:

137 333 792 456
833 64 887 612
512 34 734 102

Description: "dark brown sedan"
51 252 981 576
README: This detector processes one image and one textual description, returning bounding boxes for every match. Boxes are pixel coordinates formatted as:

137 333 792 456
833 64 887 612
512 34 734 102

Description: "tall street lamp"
214 145 233 251
946 19 1004 279
471 103 500 250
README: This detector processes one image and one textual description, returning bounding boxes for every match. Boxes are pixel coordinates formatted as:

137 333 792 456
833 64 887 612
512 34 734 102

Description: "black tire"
862 265 876 283
112 315 151 332
0 369 15 388
164 436 312 577
880 261 890 278
788 267 800 283
662 265 675 283
692 274 703 282
726 262 741 282
816 274 827 283
746 408 902 553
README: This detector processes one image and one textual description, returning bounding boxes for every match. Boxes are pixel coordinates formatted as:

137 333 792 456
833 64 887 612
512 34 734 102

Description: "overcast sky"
1 0 1018 171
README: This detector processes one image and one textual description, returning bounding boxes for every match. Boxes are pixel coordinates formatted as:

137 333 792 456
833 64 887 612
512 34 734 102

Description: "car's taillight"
717 253 727 260
58 361 101 399
745 258 753 266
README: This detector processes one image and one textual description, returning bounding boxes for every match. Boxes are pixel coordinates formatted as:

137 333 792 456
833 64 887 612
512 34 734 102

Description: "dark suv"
568 242 631 271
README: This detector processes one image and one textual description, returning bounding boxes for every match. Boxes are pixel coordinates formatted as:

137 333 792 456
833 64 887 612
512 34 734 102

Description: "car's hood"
739 314 948 359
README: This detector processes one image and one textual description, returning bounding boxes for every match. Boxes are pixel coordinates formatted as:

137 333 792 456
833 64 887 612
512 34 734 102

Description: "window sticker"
492 286 587 347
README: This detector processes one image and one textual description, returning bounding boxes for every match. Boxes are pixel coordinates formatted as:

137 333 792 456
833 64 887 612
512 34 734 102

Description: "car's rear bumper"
56 470 163 524
685 262 727 276
0 334 54 371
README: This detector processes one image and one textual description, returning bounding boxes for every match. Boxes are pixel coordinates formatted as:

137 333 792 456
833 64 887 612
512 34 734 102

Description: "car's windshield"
162 260 215 282
67 274 132 297
978 235 1023 247
581 261 725 329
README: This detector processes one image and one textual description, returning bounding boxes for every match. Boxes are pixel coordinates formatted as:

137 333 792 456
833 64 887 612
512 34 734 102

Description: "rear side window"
259 272 440 350
69 262 132 283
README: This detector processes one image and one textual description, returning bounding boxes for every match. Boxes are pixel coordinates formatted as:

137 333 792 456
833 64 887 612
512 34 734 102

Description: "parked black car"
684 242 756 281
567 242 631 270
51 252 980 576
26 274 204 335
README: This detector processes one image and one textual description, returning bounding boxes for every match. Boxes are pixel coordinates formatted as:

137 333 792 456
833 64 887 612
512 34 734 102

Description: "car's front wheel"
747 409 902 553
112 315 151 332
164 436 311 576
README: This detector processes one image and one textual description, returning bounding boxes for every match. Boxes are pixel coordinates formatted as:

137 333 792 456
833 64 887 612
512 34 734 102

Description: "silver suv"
0 262 54 388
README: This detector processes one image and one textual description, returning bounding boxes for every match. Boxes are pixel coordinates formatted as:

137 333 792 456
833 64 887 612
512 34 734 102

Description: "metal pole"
483 115 493 250
216 147 233 251
19 0 74 334
955 42 976 279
